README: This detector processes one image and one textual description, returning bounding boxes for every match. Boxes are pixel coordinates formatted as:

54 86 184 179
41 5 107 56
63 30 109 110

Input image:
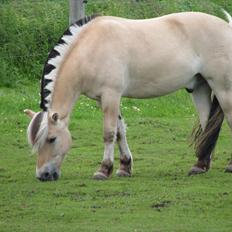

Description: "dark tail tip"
192 96 224 161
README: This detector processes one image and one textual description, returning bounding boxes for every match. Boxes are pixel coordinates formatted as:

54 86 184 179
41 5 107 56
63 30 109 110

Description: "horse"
24 11 232 181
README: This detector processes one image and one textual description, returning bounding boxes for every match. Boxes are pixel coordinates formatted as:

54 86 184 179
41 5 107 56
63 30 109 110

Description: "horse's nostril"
53 172 59 180
37 172 51 181
44 172 50 178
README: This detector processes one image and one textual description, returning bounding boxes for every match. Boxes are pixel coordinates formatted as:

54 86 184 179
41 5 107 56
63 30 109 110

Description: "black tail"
192 96 224 163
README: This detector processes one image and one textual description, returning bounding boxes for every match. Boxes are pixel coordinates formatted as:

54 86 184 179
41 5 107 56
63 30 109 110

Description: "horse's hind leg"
116 115 133 177
213 94 232 173
189 80 213 175
93 91 121 180
213 92 232 173
225 160 232 172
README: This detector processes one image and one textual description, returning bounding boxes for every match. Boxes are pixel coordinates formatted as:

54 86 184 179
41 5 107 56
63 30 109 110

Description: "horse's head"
24 109 72 181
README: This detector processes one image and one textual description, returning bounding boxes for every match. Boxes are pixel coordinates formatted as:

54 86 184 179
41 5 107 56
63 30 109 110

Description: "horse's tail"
192 96 224 164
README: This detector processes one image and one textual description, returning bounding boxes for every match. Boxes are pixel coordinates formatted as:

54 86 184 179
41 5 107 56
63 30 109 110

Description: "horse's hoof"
188 166 206 176
116 169 131 177
93 172 108 180
225 165 232 173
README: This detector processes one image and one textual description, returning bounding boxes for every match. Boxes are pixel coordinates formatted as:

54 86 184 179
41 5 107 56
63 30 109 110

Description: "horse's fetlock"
99 159 114 177
195 159 210 171
119 155 132 174
120 155 131 166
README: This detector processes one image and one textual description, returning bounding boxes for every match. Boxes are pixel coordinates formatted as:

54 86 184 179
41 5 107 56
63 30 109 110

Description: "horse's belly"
123 76 188 98
123 64 198 98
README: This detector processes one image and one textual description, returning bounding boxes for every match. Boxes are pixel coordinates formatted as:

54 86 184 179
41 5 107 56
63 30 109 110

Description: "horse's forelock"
27 111 48 152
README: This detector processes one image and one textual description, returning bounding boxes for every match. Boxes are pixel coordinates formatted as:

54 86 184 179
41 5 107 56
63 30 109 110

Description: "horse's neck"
49 68 80 120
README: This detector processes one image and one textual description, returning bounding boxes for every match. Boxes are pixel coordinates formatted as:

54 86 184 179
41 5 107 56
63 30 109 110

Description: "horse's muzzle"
37 171 59 181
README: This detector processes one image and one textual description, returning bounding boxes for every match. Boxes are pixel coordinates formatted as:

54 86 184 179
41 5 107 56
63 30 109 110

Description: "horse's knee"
104 130 116 143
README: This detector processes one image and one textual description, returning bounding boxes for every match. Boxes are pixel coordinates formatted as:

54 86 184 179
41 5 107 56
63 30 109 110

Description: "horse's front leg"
93 92 120 180
116 115 133 177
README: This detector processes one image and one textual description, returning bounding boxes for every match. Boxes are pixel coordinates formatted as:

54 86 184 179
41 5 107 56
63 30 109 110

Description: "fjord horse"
25 12 232 181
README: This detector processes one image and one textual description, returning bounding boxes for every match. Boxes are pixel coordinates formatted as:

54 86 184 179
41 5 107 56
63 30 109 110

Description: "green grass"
1 83 232 232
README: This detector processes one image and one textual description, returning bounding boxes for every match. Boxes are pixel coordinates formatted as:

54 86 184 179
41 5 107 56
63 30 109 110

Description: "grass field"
1 0 232 231
1 83 232 232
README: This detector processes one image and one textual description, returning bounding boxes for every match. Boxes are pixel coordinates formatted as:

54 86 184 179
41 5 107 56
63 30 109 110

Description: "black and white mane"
40 15 98 111
27 15 98 151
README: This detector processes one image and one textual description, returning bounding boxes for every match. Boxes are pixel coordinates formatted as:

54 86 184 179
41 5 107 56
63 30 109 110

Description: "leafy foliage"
1 0 232 87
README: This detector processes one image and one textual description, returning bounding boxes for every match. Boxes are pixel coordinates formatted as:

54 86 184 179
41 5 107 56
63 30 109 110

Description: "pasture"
1 83 232 231
1 0 232 231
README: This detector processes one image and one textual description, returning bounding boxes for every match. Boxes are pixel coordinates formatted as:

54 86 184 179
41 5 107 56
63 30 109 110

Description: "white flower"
132 106 140 112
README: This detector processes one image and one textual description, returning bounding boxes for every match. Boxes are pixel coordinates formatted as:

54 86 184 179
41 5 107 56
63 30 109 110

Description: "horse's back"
81 12 232 70
72 12 232 98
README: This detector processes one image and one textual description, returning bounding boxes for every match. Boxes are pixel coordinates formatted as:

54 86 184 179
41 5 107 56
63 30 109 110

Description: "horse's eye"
47 137 56 144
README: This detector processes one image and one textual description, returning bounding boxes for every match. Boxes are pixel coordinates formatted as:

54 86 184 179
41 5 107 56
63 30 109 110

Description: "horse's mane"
40 15 99 111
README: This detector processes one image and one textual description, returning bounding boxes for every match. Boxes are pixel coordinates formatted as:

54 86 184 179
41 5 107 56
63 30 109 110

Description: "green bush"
0 0 68 87
0 0 232 87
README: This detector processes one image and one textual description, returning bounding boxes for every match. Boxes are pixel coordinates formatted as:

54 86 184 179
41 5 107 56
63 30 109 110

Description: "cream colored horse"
25 11 232 181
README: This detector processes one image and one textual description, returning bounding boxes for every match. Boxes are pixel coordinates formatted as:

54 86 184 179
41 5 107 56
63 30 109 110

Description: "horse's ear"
51 112 59 123
24 109 36 119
